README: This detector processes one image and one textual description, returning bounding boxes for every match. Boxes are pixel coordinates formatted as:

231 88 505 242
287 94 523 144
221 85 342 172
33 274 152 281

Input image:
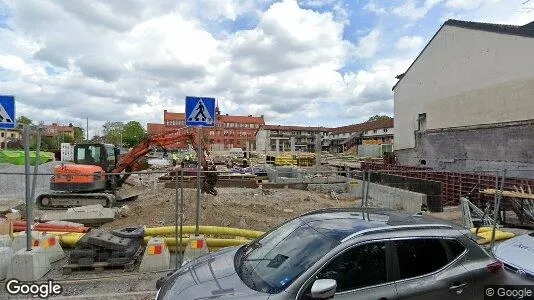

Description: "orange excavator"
36 128 218 209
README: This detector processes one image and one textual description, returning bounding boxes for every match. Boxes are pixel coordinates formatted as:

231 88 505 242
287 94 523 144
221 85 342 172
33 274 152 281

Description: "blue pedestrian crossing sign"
185 96 216 127
0 96 15 129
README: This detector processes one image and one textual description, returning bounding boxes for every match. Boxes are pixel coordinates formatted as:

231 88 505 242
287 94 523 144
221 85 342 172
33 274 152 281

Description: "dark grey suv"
156 208 513 299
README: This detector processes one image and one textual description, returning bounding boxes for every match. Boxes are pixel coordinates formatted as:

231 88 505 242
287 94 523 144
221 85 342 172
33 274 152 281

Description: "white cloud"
354 29 380 58
445 0 489 10
393 0 444 21
225 0 352 75
299 0 337 8
395 35 424 51
363 0 387 15
0 0 529 136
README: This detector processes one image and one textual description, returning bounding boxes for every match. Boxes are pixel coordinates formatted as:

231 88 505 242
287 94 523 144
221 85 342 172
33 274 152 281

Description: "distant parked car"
492 232 534 281
156 208 515 300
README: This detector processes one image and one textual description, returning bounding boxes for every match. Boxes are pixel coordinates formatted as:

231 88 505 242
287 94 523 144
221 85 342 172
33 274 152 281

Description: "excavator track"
36 193 116 210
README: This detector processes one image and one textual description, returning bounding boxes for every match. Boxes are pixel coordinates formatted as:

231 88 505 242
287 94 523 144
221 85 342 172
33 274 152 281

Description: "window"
237 219 338 294
315 242 388 292
394 238 449 280
418 113 427 131
445 239 466 258
1 132 4 137
383 128 388 132
76 145 102 164
373 130 377 133
11 133 15 138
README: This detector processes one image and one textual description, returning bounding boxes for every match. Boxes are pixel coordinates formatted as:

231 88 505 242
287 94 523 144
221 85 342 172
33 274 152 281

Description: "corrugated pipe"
144 226 264 239
143 236 251 247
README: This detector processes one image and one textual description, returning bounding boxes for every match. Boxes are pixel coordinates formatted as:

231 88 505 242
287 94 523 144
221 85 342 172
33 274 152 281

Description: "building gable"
393 19 534 91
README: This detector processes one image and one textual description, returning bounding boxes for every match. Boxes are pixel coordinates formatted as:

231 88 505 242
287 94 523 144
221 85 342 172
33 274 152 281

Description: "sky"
0 0 532 137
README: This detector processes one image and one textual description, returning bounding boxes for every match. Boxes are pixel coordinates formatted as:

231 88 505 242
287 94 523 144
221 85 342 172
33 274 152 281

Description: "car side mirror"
311 279 337 299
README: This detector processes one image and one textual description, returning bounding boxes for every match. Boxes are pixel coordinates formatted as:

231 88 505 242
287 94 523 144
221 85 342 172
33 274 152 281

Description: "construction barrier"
32 234 65 263
0 247 12 279
144 226 264 239
139 237 170 272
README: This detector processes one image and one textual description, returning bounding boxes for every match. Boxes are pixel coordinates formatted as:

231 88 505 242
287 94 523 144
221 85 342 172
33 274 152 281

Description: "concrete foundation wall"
349 180 426 213
395 121 534 179
357 144 381 157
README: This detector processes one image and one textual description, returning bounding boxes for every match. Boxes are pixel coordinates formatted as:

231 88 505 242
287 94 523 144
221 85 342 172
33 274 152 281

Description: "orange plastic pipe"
13 226 89 233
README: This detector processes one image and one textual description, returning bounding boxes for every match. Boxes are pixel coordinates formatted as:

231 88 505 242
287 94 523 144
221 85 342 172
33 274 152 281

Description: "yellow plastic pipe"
143 236 251 247
37 232 86 247
167 246 224 253
144 225 264 239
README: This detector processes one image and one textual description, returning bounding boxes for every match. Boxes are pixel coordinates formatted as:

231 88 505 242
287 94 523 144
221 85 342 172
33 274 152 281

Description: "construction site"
0 127 533 298
0 6 534 299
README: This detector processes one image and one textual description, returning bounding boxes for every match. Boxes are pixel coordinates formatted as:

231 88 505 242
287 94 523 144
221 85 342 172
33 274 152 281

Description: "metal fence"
0 164 533 296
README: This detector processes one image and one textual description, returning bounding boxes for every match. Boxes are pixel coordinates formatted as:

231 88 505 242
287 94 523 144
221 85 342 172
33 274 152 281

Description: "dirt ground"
101 184 358 232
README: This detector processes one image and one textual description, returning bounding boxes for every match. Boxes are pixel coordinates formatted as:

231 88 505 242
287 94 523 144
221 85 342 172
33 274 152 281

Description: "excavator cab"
74 143 119 172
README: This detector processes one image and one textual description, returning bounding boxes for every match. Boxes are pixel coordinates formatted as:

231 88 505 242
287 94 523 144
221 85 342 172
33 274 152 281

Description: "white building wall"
362 127 394 138
394 25 534 150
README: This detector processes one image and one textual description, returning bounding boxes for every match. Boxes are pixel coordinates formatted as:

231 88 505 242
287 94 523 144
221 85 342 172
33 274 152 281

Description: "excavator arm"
112 128 218 194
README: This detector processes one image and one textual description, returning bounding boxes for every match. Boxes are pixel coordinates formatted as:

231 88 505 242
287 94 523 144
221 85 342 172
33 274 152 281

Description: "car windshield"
235 217 339 294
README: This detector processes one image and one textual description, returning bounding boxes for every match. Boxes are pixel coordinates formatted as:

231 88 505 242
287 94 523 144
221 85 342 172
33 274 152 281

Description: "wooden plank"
481 189 534 200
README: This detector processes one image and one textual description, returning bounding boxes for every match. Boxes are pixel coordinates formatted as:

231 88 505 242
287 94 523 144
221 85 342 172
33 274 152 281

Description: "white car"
492 232 534 280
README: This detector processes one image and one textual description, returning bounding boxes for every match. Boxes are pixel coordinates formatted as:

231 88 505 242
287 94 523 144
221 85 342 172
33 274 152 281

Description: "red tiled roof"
217 115 265 124
42 124 75 136
261 125 332 132
164 112 186 121
330 118 394 134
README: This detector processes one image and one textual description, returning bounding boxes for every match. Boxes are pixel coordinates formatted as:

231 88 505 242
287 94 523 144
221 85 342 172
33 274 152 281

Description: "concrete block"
12 232 37 253
182 235 209 266
33 233 65 263
39 208 116 226
0 246 13 280
7 247 51 281
366 182 426 213
139 237 170 272
0 235 12 248
67 204 105 212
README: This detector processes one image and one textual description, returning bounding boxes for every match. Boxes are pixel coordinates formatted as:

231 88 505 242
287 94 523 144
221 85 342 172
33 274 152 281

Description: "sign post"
185 96 216 236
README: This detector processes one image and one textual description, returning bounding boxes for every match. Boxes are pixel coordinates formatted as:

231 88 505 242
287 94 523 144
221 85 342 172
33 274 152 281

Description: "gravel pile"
0 161 63 203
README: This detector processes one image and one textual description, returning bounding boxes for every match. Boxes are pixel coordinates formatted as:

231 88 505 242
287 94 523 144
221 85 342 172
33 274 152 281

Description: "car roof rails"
341 224 455 243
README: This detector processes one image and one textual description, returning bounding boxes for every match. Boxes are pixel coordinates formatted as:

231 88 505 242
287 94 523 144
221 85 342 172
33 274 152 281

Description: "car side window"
309 241 388 295
444 239 466 259
394 238 449 280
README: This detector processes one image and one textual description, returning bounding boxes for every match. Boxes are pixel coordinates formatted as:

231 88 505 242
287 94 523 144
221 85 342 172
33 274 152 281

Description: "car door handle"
449 282 467 294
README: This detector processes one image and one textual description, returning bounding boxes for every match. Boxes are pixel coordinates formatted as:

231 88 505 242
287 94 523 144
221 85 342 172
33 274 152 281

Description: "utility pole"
86 118 89 141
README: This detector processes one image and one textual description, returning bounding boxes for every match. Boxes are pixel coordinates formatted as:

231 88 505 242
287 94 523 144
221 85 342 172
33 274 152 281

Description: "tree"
16 116 33 125
122 121 147 148
102 121 124 146
367 115 392 122
73 126 85 142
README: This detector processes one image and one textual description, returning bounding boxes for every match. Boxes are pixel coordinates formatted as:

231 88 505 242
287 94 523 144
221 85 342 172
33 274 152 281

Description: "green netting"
0 150 55 165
